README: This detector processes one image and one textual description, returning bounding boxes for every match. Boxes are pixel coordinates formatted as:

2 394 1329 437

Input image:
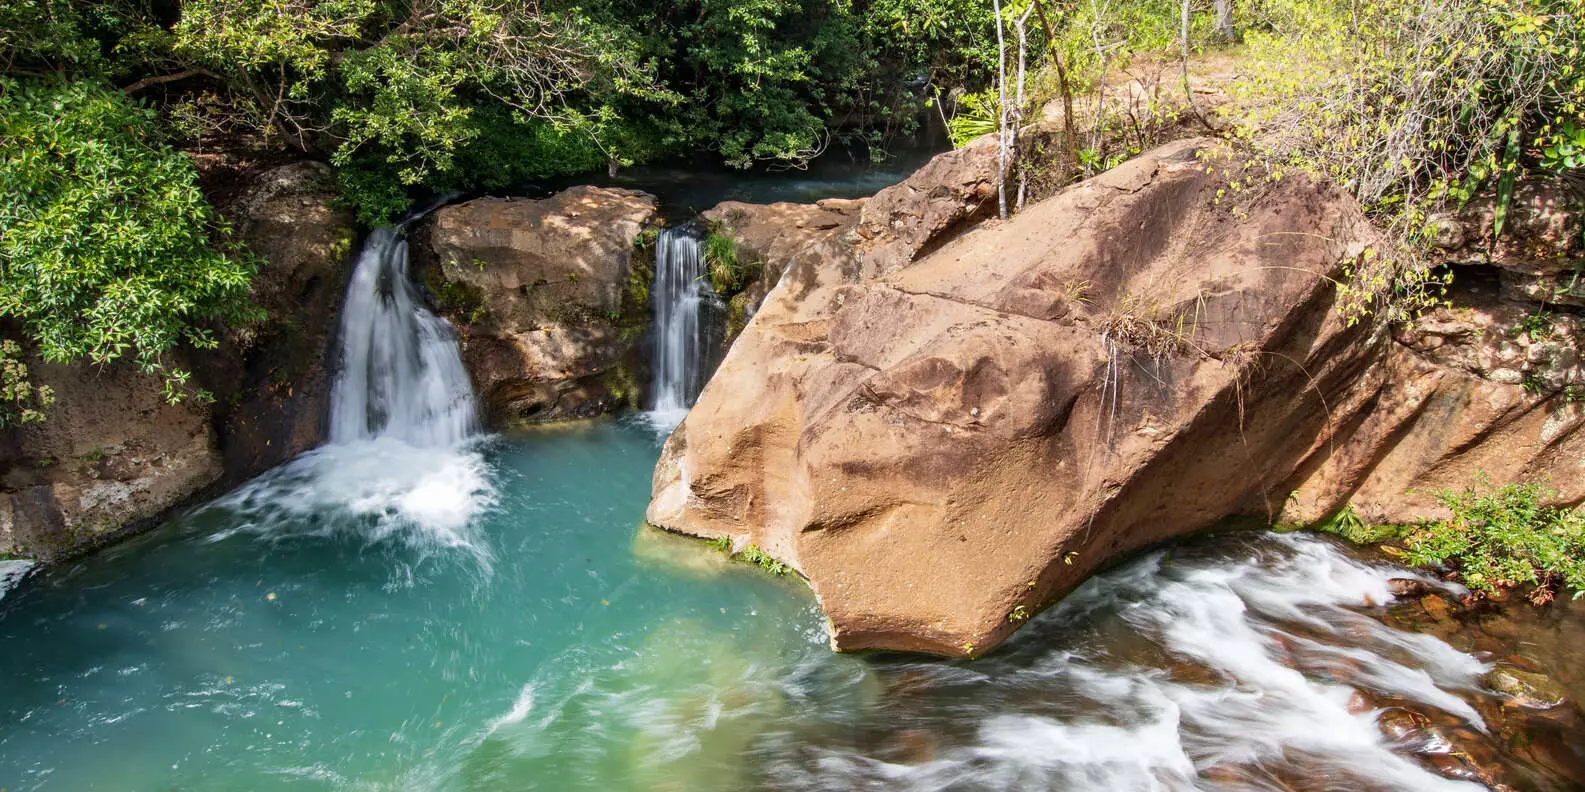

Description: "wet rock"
1377 707 1432 744
415 187 661 425
207 160 359 483
878 729 937 765
1387 578 1430 598
1420 594 1455 623
1484 665 1571 709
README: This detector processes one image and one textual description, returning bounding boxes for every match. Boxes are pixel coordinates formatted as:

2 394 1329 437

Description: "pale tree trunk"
994 0 1009 221
1014 5 1036 211
1212 0 1237 42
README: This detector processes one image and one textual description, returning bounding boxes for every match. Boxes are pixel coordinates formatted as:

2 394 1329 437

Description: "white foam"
0 559 35 602
769 535 1491 791
485 684 537 734
206 439 496 571
202 222 495 569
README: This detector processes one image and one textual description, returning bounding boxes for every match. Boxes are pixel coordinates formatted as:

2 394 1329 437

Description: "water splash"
758 534 1492 792
644 226 712 433
207 223 495 565
0 559 34 602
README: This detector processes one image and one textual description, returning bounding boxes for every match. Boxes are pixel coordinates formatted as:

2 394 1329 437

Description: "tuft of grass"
424 266 489 325
735 543 789 576
1401 479 1585 604
1312 504 1405 545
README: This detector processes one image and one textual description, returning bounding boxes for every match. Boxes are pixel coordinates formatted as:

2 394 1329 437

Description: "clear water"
0 422 834 790
0 425 1544 792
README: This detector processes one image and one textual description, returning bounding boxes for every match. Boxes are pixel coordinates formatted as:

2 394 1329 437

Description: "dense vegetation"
0 0 1579 419
0 76 259 414
0 0 1003 421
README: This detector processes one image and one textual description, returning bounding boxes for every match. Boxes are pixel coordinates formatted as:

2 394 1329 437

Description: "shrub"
703 227 752 296
1230 0 1585 324
0 77 260 409
1401 479 1585 603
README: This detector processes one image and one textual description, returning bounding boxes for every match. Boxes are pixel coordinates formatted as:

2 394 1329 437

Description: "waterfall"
646 227 712 429
329 227 478 446
206 223 496 556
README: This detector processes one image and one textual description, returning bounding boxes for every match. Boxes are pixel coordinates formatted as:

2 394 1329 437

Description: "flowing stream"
2 217 1582 791
646 227 712 431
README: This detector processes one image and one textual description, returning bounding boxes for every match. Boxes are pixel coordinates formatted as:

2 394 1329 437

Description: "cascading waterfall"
209 224 496 558
646 226 711 430
330 227 478 446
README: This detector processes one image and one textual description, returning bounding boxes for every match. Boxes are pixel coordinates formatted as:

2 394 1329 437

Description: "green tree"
0 77 260 407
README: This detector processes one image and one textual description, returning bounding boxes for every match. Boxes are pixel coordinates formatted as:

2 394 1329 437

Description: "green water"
4 419 1579 791
0 421 848 790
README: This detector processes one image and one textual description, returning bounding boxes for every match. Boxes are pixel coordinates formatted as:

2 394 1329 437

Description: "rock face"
416 187 660 425
701 198 865 346
650 136 1585 657
649 139 1384 655
0 361 223 561
206 161 360 483
0 160 357 562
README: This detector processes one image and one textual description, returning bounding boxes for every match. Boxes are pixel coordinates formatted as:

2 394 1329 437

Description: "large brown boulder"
647 138 1382 656
416 187 661 425
0 160 358 561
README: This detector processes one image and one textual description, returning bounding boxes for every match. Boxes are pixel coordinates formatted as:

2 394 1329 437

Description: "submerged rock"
648 138 1383 655
1484 665 1572 710
414 187 661 425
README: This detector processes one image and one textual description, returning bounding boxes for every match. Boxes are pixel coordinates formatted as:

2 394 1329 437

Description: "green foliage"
703 534 789 576
422 267 488 325
947 88 999 148
5 0 1003 222
1540 120 1585 172
736 544 789 576
0 339 53 427
1312 504 1404 545
1231 0 1585 325
0 77 259 406
702 227 749 295
1401 479 1585 602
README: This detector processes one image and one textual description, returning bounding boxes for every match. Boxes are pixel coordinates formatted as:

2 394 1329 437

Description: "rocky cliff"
0 161 358 563
414 187 661 425
647 138 1585 657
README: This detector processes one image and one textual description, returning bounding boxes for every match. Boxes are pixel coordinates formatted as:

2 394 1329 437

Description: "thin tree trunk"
994 0 1009 221
1180 0 1214 131
1212 0 1236 42
1033 0 1079 176
1015 6 1036 211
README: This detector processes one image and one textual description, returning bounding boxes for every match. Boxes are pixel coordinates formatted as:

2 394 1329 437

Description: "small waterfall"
207 223 495 557
330 227 478 446
647 227 711 428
